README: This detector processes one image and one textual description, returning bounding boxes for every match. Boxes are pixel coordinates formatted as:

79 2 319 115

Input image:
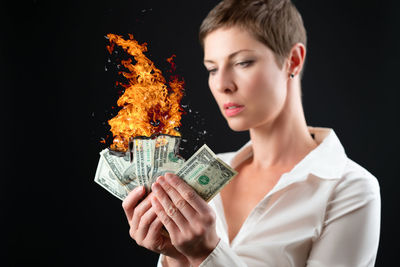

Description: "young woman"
122 0 381 266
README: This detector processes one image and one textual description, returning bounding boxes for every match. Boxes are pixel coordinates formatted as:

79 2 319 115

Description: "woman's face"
203 26 289 132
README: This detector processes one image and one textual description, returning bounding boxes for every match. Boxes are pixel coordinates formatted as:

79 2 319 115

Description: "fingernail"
165 173 173 180
157 176 165 184
152 182 159 192
135 186 144 193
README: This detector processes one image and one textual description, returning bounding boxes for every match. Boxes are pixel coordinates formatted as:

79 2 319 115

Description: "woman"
122 0 381 266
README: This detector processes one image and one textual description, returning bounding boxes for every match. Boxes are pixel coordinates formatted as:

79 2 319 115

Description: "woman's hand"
122 186 189 265
151 173 220 267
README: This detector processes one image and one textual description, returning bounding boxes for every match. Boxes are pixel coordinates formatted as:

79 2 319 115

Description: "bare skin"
220 143 316 243
122 187 188 263
205 26 317 245
122 25 317 267
122 173 219 267
220 157 290 243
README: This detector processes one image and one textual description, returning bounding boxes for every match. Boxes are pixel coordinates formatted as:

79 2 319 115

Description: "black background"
2 0 399 266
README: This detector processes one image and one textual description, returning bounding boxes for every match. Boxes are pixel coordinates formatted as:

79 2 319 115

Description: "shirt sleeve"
307 173 381 267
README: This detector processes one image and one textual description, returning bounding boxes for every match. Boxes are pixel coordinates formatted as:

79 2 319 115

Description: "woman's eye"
237 60 254 67
207 68 217 75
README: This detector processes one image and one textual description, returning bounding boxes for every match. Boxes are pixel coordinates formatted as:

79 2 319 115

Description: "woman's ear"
287 43 306 78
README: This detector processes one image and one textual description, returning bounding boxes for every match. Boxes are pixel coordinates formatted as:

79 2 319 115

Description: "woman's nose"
213 69 237 94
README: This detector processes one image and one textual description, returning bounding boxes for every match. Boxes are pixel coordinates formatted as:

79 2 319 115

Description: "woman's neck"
249 84 317 171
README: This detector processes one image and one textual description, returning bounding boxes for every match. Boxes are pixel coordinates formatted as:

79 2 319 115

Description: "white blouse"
158 127 381 267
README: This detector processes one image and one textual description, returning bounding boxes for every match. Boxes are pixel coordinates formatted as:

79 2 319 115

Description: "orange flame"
106 33 184 152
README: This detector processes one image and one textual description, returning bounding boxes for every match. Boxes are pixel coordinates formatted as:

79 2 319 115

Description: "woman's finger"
135 206 157 241
145 217 167 251
131 193 153 231
152 181 189 230
156 175 196 220
122 186 145 223
164 173 209 214
151 193 180 235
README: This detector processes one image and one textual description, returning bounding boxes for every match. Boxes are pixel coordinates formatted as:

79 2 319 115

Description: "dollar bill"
94 155 129 200
151 135 184 184
176 144 237 202
95 140 236 203
121 164 137 190
100 149 138 191
133 138 155 192
94 136 183 200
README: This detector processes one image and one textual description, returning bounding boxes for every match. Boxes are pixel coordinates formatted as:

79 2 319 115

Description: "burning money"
94 34 237 201
106 33 184 152
95 137 237 201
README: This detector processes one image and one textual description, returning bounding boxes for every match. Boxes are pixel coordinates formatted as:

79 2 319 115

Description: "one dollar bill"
100 149 138 191
176 144 237 202
94 141 237 203
94 155 129 200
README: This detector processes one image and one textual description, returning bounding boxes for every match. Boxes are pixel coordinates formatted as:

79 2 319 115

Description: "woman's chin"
226 120 250 132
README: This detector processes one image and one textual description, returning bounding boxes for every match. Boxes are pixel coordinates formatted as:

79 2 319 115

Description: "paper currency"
176 144 237 202
133 138 155 192
100 149 138 191
94 136 237 203
95 135 184 198
94 155 129 200
152 135 184 183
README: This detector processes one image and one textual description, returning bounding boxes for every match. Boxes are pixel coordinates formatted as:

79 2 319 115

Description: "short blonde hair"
199 0 307 74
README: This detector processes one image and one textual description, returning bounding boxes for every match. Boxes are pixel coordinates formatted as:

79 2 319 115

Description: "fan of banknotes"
94 134 238 201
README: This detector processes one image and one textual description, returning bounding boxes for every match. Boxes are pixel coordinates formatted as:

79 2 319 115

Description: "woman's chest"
220 168 284 243
214 176 338 262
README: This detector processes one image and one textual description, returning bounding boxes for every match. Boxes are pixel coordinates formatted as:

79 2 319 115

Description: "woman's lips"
224 103 245 117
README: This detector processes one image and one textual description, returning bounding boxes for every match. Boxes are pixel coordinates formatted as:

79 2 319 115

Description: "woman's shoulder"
326 158 380 223
339 158 380 196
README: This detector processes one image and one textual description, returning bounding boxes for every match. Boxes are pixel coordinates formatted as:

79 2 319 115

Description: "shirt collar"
230 127 348 182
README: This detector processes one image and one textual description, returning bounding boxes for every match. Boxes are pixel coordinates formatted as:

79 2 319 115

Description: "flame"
155 135 169 148
106 33 184 152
